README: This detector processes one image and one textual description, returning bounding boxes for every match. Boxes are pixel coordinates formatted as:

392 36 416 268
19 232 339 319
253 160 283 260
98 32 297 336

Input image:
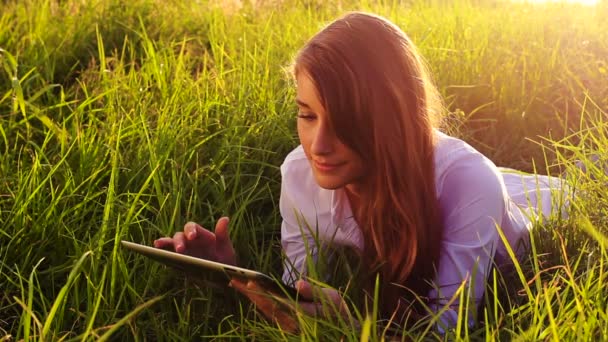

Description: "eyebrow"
295 99 311 109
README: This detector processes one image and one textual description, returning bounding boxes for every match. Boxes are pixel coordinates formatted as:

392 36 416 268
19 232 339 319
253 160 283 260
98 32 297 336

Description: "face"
295 72 366 192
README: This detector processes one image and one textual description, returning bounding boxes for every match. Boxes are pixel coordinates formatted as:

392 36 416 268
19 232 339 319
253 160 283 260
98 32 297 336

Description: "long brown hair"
294 12 445 318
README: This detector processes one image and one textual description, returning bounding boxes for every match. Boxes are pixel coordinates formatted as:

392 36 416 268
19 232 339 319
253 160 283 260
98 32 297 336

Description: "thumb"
214 217 232 244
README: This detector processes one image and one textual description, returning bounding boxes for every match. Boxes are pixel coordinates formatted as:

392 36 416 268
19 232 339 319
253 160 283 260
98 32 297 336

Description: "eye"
297 112 316 121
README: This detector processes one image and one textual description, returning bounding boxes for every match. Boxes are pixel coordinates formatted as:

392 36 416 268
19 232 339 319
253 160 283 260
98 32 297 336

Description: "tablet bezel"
120 240 300 298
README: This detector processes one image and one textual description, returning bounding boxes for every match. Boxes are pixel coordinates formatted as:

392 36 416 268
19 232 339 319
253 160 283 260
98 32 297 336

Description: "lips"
313 160 345 172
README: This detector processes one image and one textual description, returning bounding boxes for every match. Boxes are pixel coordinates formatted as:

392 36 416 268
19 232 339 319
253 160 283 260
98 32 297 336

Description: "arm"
429 157 508 332
279 161 319 286
229 160 346 334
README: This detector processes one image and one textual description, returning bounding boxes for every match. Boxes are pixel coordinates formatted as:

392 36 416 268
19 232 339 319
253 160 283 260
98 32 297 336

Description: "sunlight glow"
515 0 599 5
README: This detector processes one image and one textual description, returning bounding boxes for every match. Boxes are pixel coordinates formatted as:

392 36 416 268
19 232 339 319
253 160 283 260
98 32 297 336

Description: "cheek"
297 123 312 159
348 153 366 177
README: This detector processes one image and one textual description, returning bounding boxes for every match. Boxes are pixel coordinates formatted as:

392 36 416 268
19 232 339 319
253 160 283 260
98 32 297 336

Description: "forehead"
296 73 324 112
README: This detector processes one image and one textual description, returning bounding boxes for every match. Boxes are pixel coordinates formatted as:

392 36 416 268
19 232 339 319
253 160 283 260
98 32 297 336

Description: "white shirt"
279 130 570 329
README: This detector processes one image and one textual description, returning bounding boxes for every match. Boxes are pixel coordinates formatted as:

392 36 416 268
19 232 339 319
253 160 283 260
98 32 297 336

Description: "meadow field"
1 0 607 340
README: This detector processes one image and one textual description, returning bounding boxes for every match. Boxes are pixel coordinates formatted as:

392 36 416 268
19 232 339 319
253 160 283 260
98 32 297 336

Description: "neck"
345 182 363 197
344 183 363 220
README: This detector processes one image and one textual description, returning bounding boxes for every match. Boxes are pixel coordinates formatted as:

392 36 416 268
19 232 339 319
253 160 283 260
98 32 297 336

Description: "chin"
313 176 346 190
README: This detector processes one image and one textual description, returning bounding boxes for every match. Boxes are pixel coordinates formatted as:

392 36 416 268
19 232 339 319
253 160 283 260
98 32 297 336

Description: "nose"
310 122 335 156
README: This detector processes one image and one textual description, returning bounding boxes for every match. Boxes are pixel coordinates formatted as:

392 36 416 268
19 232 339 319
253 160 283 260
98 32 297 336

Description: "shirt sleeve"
279 161 319 286
428 156 507 331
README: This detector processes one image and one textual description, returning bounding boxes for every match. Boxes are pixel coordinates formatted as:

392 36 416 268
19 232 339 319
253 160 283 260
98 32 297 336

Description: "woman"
154 12 572 332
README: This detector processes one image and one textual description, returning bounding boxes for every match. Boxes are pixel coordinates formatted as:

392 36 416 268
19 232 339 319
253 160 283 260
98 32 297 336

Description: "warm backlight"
516 0 599 4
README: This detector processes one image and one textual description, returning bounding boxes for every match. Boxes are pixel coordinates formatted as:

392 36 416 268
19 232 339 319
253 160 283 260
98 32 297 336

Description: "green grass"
1 0 607 340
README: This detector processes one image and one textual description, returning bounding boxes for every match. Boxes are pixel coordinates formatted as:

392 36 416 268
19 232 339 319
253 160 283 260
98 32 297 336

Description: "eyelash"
297 113 316 121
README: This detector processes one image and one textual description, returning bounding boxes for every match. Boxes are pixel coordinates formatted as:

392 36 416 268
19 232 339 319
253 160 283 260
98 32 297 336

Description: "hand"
229 278 351 334
230 279 299 333
153 217 236 265
294 280 350 319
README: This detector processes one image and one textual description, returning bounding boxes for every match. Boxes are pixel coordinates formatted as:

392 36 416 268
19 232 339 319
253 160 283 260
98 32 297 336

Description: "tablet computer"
121 240 301 299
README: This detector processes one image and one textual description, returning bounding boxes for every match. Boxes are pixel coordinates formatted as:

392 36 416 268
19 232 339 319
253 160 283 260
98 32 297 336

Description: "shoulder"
279 145 332 210
279 146 335 236
433 131 493 173
280 145 316 191
433 131 508 233
433 130 506 196
280 145 308 173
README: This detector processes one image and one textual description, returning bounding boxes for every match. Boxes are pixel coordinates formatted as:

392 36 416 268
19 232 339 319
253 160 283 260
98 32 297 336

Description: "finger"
172 232 186 253
230 279 271 302
230 279 287 311
183 222 201 240
298 295 349 318
232 280 280 316
229 278 248 292
245 280 278 306
296 281 348 317
297 301 322 317
230 280 299 333
153 237 174 250
183 222 215 243
197 228 217 246
295 281 323 316
296 280 339 303
295 280 319 301
214 217 231 244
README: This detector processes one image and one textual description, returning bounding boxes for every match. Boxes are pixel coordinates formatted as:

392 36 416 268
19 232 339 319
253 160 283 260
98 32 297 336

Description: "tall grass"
1 0 607 340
